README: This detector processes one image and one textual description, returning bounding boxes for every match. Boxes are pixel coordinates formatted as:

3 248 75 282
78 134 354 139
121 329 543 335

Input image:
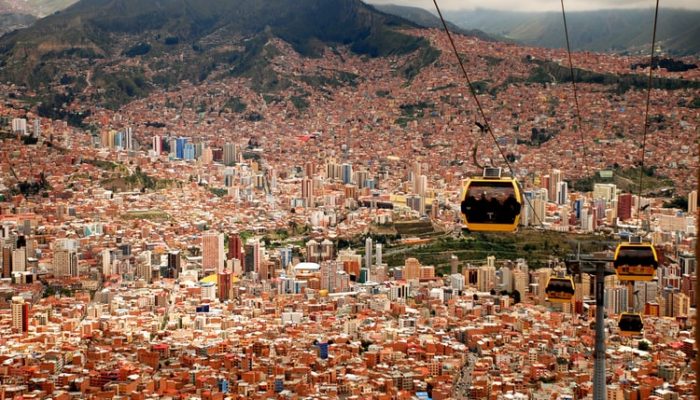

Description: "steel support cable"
560 0 592 180
637 0 661 219
432 0 545 228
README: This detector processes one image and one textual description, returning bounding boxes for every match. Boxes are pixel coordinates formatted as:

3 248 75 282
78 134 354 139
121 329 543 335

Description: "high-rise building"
404 258 420 281
513 268 529 297
376 243 383 267
12 118 27 135
152 135 162 154
341 163 353 184
11 296 29 333
223 143 238 166
176 137 188 159
2 245 12 278
304 161 315 178
617 193 633 221
477 265 496 292
320 239 334 261
365 237 373 270
320 261 338 292
124 127 133 150
593 183 617 203
218 269 232 302
279 247 293 270
301 178 314 207
549 169 562 203
306 239 320 263
136 253 153 283
32 118 40 138
167 250 181 277
54 249 78 277
244 239 260 274
556 181 568 205
183 143 196 160
12 247 26 272
228 233 243 261
202 232 225 273
688 190 698 214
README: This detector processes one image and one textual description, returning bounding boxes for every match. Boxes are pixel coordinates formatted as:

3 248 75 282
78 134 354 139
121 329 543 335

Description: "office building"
202 232 225 273
54 249 78 277
12 296 29 333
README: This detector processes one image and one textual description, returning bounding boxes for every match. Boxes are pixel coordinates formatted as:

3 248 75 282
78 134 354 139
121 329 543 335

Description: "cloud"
366 0 699 12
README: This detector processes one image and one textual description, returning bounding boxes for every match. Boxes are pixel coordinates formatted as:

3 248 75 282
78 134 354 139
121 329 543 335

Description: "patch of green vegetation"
82 159 117 170
663 196 688 210
471 80 491 94
376 90 390 97
263 94 282 104
123 42 152 57
517 127 558 147
299 71 359 88
429 83 456 92
528 59 700 93
223 96 247 113
94 68 150 110
395 101 435 127
290 94 310 112
43 286 73 298
384 230 606 271
209 187 228 197
573 166 675 194
400 45 440 80
482 55 503 66
121 210 170 221
10 174 51 198
37 91 92 128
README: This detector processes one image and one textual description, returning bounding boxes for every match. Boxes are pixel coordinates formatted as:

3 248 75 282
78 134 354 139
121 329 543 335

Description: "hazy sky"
366 0 700 12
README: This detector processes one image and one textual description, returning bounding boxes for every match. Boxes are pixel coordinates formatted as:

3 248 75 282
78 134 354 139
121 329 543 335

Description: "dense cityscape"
0 0 698 399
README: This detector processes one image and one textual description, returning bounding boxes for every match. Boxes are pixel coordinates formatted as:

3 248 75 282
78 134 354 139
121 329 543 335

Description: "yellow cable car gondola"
618 313 644 335
460 168 522 232
545 276 576 303
614 239 658 281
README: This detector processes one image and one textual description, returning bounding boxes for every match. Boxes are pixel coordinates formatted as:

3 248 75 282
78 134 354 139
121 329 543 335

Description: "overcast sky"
366 0 700 12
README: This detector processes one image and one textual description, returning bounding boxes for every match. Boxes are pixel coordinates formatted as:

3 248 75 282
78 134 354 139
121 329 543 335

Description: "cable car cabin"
618 313 644 336
614 243 658 281
545 277 575 303
460 168 522 232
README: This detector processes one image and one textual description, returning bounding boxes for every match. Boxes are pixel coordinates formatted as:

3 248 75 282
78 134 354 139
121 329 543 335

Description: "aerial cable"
559 0 592 180
636 0 661 221
431 0 545 228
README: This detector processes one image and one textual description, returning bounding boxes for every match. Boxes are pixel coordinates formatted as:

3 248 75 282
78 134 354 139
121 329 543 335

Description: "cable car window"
614 247 658 267
546 278 575 302
462 181 521 224
618 314 643 334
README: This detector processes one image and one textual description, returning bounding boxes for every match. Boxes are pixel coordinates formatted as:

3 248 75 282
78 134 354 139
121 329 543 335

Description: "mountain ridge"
444 8 700 56
0 0 438 110
371 4 501 43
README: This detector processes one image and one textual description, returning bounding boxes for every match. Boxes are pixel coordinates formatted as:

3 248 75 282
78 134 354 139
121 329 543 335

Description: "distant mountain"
0 13 35 36
0 0 438 109
372 4 497 42
0 0 77 17
444 8 700 56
